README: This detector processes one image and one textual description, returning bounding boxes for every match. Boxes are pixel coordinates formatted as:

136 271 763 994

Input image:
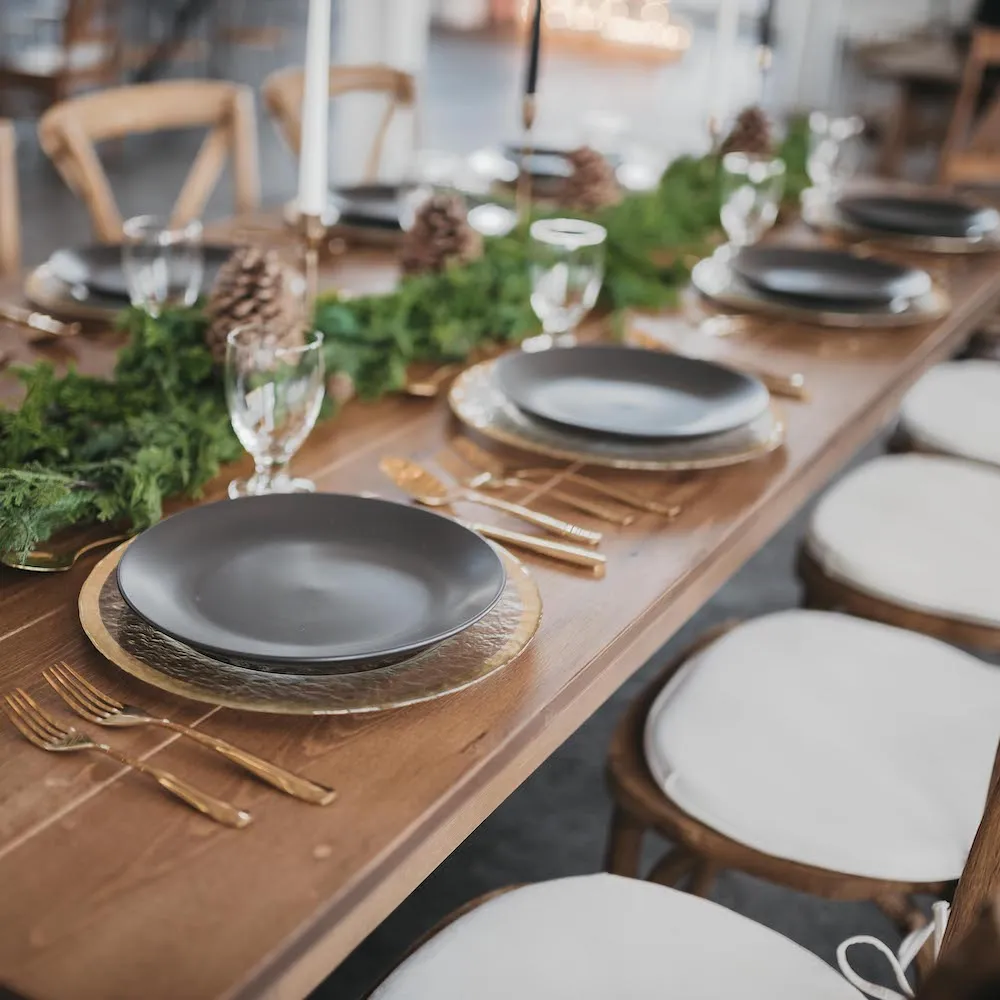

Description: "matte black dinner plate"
731 246 932 306
116 494 507 666
329 183 409 230
48 244 232 300
837 194 1000 239
493 345 771 440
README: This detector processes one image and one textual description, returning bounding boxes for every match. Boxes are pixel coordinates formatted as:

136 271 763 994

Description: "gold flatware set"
2 533 130 572
3 664 336 828
0 302 80 339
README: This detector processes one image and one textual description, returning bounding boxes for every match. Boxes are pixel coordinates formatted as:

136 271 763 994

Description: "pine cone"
204 246 304 364
399 195 483 275
720 106 774 157
560 146 621 211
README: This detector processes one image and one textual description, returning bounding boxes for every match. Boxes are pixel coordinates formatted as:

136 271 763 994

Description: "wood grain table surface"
2 213 1000 1000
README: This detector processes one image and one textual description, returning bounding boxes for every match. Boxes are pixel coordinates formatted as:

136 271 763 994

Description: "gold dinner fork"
43 662 336 806
2 688 251 828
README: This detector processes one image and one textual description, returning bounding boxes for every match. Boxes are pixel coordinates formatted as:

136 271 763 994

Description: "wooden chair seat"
37 80 260 242
897 360 1000 468
369 873 859 999
802 454 1000 644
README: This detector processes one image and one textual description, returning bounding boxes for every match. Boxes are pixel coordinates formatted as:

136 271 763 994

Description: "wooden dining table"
2 212 1000 1000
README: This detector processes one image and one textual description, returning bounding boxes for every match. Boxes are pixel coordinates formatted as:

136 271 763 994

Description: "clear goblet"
525 218 607 351
225 324 325 499
121 215 204 317
720 152 786 250
807 112 864 198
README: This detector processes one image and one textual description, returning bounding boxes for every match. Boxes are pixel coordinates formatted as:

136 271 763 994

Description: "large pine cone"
205 246 303 364
720 106 774 157
399 194 483 276
560 146 620 211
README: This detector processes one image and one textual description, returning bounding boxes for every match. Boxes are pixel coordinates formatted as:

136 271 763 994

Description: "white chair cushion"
805 453 1000 628
899 360 1000 467
372 873 861 999
644 610 1000 881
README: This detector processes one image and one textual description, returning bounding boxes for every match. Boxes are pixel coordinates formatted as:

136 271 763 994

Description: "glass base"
228 474 315 499
520 331 578 352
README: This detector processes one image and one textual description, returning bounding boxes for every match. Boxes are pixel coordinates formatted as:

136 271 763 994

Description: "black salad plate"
329 183 410 230
116 494 507 665
493 345 771 440
49 244 232 300
837 194 1000 239
730 246 932 306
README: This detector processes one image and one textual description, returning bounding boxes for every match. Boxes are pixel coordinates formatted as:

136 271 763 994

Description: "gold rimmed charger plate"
80 540 541 715
691 252 950 329
449 359 785 471
801 188 1000 256
24 263 124 323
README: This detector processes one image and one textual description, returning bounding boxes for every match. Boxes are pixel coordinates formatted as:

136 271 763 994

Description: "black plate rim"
730 245 931 305
48 243 233 300
116 494 507 665
493 344 771 440
837 193 1000 239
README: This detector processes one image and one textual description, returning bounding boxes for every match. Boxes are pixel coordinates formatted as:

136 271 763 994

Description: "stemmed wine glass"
525 218 607 350
719 152 786 250
121 215 204 316
807 112 864 198
225 324 325 498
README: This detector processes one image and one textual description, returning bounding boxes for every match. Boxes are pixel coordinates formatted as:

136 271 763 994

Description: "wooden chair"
37 80 260 242
367 744 1000 998
0 0 122 116
798 453 1000 650
262 64 417 183
940 28 1000 186
604 609 1000 978
0 120 20 275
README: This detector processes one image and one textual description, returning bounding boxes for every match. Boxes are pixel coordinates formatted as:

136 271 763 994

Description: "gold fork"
43 662 335 806
2 688 251 828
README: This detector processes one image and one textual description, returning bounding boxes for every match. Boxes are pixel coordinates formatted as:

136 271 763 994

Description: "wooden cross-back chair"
37 80 260 242
262 64 417 183
0 0 122 115
0 120 20 275
940 27 1000 187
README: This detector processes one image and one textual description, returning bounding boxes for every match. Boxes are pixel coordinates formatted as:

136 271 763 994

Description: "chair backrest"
262 64 417 183
0 120 20 276
37 80 261 242
940 28 1000 186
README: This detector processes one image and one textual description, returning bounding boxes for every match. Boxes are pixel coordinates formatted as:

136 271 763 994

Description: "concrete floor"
4 20 920 1000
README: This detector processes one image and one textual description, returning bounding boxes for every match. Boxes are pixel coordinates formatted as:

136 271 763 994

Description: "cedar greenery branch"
0 117 807 555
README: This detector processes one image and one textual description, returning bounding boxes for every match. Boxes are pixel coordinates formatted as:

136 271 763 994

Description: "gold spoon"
2 534 129 573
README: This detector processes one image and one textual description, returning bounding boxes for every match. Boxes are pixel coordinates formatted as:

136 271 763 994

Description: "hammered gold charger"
449 359 785 471
80 541 541 715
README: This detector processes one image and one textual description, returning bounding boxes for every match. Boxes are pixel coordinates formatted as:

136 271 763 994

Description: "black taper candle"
525 0 542 97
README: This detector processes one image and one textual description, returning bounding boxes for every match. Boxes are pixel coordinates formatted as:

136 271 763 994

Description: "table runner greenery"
0 125 807 556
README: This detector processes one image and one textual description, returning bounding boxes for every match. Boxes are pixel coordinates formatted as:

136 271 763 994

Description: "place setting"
690 127 949 329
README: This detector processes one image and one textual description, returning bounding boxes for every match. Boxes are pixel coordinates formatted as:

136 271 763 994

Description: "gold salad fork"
3 688 251 828
43 662 335 805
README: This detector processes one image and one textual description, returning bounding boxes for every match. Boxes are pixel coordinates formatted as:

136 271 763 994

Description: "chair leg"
647 847 697 888
688 861 720 898
604 806 645 877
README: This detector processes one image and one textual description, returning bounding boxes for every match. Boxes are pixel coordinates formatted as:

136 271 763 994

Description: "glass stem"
253 457 288 494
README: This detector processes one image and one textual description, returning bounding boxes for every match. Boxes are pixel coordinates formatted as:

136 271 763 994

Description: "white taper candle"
298 0 332 217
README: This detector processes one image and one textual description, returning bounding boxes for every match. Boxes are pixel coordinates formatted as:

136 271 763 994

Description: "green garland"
0 127 808 555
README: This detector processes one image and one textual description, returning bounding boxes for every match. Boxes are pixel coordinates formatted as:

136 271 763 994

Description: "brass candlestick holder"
298 211 328 311
516 94 537 226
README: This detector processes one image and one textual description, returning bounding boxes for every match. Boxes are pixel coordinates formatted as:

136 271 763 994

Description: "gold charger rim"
79 539 542 715
690 254 951 329
448 358 786 471
24 263 123 323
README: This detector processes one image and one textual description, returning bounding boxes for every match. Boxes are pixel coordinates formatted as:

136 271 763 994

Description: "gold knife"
456 518 606 574
0 303 81 339
380 456 603 546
